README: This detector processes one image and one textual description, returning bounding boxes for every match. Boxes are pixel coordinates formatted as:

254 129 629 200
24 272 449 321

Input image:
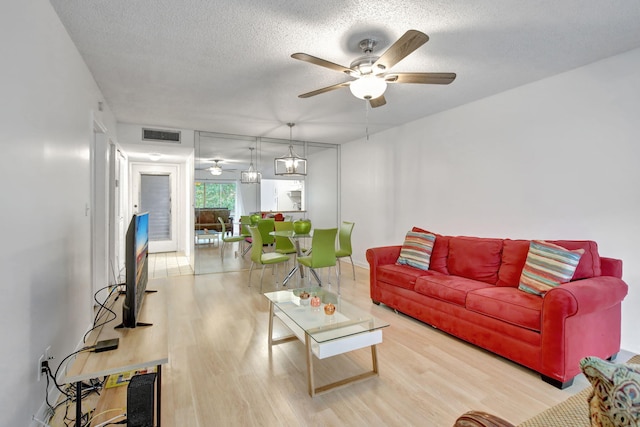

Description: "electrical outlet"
37 346 52 382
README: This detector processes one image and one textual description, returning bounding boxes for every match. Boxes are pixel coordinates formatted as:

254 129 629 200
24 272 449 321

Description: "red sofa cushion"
415 275 491 307
447 236 503 285
548 240 601 280
412 227 450 274
466 287 543 332
496 239 530 287
377 264 436 290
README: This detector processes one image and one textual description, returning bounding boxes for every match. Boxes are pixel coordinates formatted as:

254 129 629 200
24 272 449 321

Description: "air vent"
142 128 181 143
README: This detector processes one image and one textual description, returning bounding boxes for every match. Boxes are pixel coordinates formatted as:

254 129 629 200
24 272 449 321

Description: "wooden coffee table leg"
305 340 380 397
371 344 379 374
306 334 315 396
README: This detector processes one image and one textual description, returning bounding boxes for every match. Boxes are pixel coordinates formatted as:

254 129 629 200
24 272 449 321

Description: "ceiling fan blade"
386 72 457 85
369 95 386 108
373 30 429 71
298 81 351 98
291 53 352 74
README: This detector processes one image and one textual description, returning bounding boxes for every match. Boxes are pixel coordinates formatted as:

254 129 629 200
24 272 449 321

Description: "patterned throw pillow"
396 231 436 271
580 356 640 427
518 240 584 296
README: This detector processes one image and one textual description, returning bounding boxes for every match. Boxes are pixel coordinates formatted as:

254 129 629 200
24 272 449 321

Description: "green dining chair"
240 215 252 237
239 215 253 256
257 218 275 247
297 228 339 293
248 226 291 292
274 221 297 257
336 221 355 280
218 217 245 262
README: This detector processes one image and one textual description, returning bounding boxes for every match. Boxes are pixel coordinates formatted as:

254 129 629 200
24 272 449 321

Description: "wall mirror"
194 131 339 275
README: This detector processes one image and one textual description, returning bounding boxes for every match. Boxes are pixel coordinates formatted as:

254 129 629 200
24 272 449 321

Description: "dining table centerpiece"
293 219 311 234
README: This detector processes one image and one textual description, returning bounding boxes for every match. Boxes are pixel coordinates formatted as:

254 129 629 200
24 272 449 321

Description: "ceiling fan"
196 159 237 176
291 30 456 108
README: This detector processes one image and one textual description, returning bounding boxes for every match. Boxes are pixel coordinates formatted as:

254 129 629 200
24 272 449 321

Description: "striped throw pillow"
397 231 436 271
518 240 584 296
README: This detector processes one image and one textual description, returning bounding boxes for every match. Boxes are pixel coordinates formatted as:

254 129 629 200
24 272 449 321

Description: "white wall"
342 48 640 354
306 146 339 228
0 1 117 425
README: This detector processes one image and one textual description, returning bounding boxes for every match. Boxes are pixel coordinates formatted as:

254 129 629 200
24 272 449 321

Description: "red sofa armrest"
601 257 623 278
366 246 401 301
541 275 628 382
366 245 401 267
543 276 628 318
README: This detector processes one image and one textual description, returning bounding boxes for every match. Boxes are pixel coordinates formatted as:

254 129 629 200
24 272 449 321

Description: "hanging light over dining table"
274 123 307 176
241 147 261 183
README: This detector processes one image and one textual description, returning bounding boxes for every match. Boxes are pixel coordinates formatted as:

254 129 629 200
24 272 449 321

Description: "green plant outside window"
195 182 236 210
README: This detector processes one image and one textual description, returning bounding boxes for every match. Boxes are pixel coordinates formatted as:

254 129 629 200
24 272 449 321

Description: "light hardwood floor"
56 258 615 426
153 262 595 427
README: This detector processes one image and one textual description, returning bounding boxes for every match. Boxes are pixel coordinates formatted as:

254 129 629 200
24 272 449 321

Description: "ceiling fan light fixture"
292 30 454 107
209 160 223 175
349 75 387 100
350 52 384 77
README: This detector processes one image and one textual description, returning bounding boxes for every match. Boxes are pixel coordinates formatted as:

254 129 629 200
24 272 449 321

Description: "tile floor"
148 252 194 278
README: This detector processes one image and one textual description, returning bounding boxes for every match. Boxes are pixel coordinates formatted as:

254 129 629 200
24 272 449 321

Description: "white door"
131 163 178 253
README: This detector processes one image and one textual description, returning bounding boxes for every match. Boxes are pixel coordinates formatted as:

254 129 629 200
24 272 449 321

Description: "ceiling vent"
142 128 181 143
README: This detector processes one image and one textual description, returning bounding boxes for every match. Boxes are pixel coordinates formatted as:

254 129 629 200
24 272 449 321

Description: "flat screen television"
120 212 150 328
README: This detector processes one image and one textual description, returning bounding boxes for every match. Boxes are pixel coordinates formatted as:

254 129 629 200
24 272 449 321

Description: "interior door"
131 163 178 253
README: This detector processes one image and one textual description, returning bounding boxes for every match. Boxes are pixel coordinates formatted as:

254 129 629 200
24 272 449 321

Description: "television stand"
117 288 157 295
115 321 153 329
114 289 158 328
63 286 168 427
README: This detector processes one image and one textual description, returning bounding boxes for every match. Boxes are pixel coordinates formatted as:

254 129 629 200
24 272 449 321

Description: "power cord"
31 415 51 427
83 285 120 343
86 409 126 427
44 284 123 426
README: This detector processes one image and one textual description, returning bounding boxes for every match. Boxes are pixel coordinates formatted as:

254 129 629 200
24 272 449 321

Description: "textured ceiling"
50 0 640 145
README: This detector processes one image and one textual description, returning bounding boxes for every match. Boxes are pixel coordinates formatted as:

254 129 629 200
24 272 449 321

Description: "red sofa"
366 231 628 388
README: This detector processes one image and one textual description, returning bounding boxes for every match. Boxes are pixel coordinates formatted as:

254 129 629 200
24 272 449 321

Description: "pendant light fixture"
241 147 261 184
274 123 307 176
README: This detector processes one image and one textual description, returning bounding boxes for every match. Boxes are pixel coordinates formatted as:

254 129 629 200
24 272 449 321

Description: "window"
195 182 236 212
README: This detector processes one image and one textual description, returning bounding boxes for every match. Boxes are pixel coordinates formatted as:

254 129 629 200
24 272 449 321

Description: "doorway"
131 163 178 253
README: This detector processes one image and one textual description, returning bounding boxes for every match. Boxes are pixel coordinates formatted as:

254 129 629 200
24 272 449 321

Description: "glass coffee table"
264 287 389 396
